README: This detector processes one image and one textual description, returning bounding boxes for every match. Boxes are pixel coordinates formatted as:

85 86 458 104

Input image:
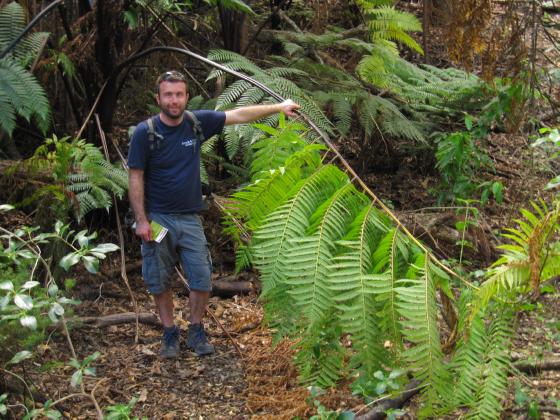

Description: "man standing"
128 70 299 358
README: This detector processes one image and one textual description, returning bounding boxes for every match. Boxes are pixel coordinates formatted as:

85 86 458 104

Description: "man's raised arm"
224 99 300 126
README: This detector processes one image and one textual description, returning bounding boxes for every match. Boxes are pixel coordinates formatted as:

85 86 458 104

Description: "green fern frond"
367 7 423 53
294 318 347 387
0 58 50 135
397 254 451 416
250 118 308 178
466 310 513 419
328 203 393 374
472 200 559 318
252 165 348 293
283 183 369 322
450 313 487 407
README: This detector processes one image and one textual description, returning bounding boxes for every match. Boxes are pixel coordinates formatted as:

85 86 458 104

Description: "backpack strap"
183 110 205 144
183 110 213 202
146 116 163 152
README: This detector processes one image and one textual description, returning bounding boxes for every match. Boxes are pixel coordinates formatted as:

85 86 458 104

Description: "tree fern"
207 49 333 138
27 137 127 221
0 2 48 65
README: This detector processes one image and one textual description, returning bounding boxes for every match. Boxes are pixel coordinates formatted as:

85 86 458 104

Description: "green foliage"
27 135 128 221
206 49 333 158
0 58 50 136
351 369 405 401
464 310 514 419
433 116 503 205
0 205 119 416
0 2 49 66
353 0 423 90
69 351 100 388
224 124 458 415
532 127 560 190
0 214 118 358
204 0 254 14
473 200 560 320
0 2 51 136
105 396 147 420
304 387 356 420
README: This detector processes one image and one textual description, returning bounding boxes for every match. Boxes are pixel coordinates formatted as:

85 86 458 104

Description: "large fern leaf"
252 165 348 294
328 203 393 374
396 254 451 416
0 58 50 135
283 183 370 322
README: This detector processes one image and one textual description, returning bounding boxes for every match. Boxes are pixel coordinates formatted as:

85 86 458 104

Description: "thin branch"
94 114 140 343
174 267 244 357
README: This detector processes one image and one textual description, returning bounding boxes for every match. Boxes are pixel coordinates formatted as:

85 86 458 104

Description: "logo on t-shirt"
181 138 194 148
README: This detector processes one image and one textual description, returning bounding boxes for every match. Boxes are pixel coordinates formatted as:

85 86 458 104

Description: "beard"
160 103 185 120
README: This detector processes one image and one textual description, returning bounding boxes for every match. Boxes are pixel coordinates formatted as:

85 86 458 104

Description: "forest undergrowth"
1 0 559 419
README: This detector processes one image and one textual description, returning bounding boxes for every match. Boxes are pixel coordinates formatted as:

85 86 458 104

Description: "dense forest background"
0 0 559 418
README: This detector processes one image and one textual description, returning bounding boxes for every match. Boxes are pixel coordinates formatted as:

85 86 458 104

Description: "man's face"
156 81 189 120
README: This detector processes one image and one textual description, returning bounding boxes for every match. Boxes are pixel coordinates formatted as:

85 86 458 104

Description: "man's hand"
135 220 153 242
278 99 300 117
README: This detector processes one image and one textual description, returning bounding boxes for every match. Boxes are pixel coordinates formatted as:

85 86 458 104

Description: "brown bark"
514 358 560 374
212 279 254 298
64 312 161 329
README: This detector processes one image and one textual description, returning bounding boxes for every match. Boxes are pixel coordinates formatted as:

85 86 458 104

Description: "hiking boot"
186 323 215 356
160 325 180 359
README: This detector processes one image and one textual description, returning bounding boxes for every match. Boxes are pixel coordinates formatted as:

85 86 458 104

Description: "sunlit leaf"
7 350 33 365
14 294 33 310
20 315 37 329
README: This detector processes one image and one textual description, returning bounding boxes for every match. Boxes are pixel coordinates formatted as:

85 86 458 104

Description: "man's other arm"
224 99 300 126
129 168 152 242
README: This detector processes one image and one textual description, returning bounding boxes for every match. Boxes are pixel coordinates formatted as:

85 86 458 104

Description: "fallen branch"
356 380 422 420
514 358 560 374
213 279 254 298
52 312 161 330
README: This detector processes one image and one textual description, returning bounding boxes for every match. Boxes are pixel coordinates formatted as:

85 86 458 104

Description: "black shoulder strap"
183 111 205 144
183 110 213 202
146 116 163 152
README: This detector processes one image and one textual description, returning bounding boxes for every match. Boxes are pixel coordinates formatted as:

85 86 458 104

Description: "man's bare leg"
189 290 209 324
186 290 213 355
154 289 175 327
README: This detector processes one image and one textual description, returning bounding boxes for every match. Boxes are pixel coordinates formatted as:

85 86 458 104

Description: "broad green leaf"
48 283 59 296
59 252 80 271
90 243 119 253
7 350 33 365
14 294 33 310
0 204 14 212
70 370 83 387
0 281 14 291
21 280 40 290
20 315 37 329
82 256 99 274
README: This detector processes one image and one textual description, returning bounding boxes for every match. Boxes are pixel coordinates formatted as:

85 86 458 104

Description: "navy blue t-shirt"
127 110 226 214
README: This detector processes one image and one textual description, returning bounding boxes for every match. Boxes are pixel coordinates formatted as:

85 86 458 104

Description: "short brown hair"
156 70 188 94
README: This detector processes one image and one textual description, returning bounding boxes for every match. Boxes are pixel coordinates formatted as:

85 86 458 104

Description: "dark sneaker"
160 326 180 359
186 323 215 356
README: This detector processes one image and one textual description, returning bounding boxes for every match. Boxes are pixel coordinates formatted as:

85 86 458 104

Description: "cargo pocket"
141 242 161 293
